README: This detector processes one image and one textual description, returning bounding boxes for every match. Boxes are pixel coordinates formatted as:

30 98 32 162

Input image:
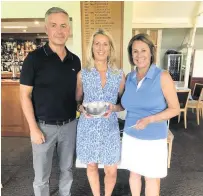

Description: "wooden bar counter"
1 79 29 136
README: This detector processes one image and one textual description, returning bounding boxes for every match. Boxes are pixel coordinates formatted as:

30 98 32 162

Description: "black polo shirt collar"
43 42 73 61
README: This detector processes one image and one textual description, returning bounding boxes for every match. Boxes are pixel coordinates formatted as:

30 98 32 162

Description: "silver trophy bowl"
83 102 109 116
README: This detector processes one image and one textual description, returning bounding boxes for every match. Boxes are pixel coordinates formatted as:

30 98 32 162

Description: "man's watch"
77 104 81 112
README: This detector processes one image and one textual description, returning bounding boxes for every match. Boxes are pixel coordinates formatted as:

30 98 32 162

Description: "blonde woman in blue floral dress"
76 29 125 196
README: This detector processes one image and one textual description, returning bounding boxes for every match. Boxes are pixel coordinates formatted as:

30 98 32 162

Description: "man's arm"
20 84 45 144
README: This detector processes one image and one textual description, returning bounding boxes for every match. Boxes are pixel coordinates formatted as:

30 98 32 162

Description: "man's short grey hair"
45 7 69 23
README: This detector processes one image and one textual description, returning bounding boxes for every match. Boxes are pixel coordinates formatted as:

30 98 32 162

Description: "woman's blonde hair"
85 28 117 70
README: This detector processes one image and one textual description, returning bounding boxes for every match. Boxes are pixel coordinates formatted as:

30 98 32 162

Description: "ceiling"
1 21 45 33
1 2 203 33
133 1 200 19
132 1 203 27
1 19 73 35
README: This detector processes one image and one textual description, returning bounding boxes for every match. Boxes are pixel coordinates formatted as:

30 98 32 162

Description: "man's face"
45 13 70 46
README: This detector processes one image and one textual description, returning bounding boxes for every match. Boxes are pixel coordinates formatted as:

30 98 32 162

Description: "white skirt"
121 133 167 178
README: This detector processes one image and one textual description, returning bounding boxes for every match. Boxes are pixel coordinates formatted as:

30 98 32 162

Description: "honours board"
81 1 123 68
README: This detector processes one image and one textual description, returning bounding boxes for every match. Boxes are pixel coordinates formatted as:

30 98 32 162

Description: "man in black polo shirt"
20 7 81 196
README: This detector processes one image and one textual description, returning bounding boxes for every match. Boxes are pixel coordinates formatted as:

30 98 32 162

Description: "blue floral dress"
76 67 123 165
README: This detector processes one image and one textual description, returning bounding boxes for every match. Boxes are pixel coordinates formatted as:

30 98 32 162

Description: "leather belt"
37 118 75 126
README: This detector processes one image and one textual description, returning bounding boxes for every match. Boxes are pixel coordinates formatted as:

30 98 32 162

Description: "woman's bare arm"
149 71 180 123
113 73 126 112
75 71 84 111
135 71 180 130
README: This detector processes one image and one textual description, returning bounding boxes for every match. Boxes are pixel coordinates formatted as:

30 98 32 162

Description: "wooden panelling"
81 1 124 68
1 80 29 137
132 29 161 69
132 29 158 47
150 30 158 47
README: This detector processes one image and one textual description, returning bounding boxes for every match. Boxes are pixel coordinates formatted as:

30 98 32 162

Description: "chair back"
198 88 203 103
192 83 203 100
177 89 191 109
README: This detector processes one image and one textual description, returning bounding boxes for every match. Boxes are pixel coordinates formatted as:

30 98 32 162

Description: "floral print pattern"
76 67 123 165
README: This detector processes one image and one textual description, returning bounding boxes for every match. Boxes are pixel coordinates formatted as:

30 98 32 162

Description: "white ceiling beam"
196 1 203 16
189 2 203 47
195 2 203 27
183 2 202 88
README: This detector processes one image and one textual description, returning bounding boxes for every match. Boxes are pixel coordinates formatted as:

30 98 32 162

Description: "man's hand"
30 128 45 144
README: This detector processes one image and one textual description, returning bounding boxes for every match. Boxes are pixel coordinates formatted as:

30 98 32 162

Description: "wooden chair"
187 86 203 125
191 83 203 113
200 102 203 120
191 83 203 100
177 89 191 129
167 130 174 168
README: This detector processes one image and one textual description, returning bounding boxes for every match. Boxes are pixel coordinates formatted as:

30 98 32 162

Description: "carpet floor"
1 111 203 196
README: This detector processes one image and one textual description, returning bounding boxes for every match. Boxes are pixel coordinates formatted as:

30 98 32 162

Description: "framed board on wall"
81 1 124 68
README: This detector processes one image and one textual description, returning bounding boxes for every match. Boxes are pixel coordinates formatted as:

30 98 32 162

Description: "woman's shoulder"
81 67 94 73
81 67 88 71
126 71 135 80
109 67 123 75
160 70 172 82
151 64 166 79
80 68 91 78
151 64 161 71
152 63 170 78
153 64 167 73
